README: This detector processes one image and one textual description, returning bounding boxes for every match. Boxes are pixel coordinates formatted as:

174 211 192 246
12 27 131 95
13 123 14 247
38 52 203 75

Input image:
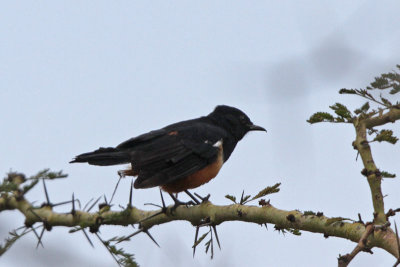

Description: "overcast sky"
1 1 400 267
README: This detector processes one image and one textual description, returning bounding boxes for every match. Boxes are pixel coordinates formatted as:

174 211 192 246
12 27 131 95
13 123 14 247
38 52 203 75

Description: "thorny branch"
0 180 399 260
308 65 400 266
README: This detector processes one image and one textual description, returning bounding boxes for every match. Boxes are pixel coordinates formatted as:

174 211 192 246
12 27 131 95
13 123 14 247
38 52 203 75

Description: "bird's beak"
248 124 267 132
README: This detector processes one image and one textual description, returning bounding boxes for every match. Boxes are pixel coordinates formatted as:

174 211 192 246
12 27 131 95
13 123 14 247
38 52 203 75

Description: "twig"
338 224 374 267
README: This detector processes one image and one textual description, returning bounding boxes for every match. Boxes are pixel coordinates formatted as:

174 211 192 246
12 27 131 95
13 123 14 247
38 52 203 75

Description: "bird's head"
208 105 266 140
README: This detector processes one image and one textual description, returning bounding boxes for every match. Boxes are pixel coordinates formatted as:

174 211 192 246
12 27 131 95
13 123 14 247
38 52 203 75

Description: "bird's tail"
70 147 130 166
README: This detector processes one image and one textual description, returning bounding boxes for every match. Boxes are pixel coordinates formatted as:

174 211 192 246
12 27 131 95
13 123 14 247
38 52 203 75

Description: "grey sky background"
1 1 400 266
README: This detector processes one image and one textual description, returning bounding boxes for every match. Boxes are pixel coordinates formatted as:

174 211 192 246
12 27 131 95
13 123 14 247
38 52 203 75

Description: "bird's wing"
116 129 167 149
131 124 226 189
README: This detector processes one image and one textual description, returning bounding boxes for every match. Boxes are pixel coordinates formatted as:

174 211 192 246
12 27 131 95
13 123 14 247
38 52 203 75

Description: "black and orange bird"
70 105 266 201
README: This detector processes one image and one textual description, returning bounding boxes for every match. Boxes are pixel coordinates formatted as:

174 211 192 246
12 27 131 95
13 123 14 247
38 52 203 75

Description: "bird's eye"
239 115 246 123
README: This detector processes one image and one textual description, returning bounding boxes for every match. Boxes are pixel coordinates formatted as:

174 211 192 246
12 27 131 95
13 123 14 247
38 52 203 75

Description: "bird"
70 105 266 196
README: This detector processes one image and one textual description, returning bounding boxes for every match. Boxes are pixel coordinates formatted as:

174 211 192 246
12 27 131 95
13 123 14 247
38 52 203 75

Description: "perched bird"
70 105 266 194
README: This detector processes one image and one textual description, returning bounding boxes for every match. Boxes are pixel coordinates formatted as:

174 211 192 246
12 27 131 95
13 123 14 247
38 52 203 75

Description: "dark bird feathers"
70 105 266 192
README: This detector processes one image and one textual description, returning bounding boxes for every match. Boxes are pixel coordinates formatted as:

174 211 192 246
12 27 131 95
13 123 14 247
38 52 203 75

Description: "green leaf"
46 170 68 180
288 228 301 236
381 171 396 178
0 179 18 193
390 84 400 95
225 195 236 204
193 232 208 248
205 239 211 254
101 237 139 267
307 112 335 124
250 183 281 202
0 229 30 256
368 67 400 95
354 102 370 114
329 103 352 119
380 96 392 107
240 195 251 204
339 88 357 94
370 76 390 89
373 129 398 144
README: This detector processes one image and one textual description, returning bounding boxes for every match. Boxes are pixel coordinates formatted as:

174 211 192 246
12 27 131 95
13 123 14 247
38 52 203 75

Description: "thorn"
83 198 94 211
140 190 168 223
194 192 211 203
144 190 167 212
138 210 165 223
212 225 221 249
264 223 268 230
95 233 121 267
51 200 74 207
240 190 245 204
109 176 122 205
42 179 51 206
76 198 81 210
160 189 166 208
193 226 199 257
16 225 27 231
116 228 160 247
103 194 108 205
87 196 102 212
36 227 45 249
116 229 144 244
29 208 44 222
31 227 44 248
20 227 30 236
358 213 364 224
210 226 214 259
143 228 160 247
144 203 163 208
128 179 133 208
71 193 76 215
82 228 94 248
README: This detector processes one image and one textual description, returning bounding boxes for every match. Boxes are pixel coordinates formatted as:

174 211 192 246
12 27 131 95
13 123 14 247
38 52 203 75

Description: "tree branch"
351 105 400 225
365 106 400 129
1 191 399 258
353 119 387 224
338 223 375 266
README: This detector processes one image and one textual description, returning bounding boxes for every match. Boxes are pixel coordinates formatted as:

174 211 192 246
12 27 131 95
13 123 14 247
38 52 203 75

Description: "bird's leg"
186 190 210 203
141 189 204 223
183 190 200 205
168 193 196 210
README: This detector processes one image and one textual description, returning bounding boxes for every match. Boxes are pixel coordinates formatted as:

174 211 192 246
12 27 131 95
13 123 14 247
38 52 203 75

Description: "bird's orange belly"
161 154 224 193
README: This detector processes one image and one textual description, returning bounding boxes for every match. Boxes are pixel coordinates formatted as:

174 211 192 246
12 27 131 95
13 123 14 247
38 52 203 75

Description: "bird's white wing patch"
213 139 223 148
